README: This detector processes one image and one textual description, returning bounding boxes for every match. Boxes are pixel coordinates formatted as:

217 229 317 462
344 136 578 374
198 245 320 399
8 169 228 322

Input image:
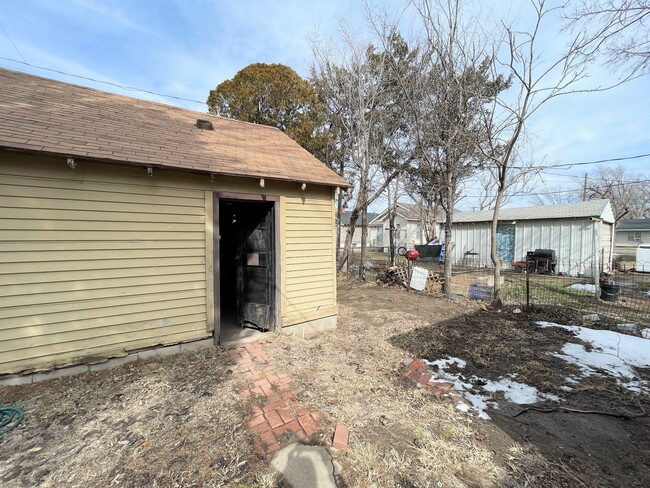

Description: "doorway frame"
213 192 281 345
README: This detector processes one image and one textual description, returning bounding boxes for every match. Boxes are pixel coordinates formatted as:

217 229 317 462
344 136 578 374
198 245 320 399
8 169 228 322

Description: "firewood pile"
376 266 408 287
376 266 444 294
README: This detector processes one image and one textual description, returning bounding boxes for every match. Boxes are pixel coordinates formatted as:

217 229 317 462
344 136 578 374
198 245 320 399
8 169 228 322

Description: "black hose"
0 406 24 435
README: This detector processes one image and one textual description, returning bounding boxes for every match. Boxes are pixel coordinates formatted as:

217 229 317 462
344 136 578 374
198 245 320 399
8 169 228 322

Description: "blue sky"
1 0 648 210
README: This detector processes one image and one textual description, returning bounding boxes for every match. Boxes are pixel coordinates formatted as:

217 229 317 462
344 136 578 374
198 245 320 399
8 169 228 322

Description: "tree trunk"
387 183 396 265
359 206 368 280
442 173 455 297
338 206 359 272
490 180 506 307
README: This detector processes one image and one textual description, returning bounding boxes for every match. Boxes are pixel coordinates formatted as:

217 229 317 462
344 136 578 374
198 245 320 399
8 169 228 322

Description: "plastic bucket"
600 284 620 302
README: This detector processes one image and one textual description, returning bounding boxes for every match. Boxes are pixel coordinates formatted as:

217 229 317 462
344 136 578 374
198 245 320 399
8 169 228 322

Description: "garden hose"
0 406 24 435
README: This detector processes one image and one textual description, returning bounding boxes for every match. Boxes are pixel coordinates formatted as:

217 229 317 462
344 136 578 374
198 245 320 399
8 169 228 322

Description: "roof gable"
454 199 614 224
341 211 379 226
0 68 347 188
617 219 650 231
370 203 424 224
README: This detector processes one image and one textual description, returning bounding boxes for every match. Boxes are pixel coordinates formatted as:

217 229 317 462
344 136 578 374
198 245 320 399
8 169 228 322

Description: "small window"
628 232 642 242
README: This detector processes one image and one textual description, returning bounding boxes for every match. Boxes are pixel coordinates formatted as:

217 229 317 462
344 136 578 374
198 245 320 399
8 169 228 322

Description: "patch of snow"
583 313 600 322
641 328 650 340
568 283 596 293
455 402 470 413
461 392 495 420
482 378 560 404
536 321 650 392
426 356 558 420
512 308 522 314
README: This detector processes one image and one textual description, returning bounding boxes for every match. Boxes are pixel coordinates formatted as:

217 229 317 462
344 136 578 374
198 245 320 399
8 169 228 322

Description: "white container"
636 244 650 272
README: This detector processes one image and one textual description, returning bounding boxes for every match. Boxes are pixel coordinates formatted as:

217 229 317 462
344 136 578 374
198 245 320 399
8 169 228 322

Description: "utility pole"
582 173 588 201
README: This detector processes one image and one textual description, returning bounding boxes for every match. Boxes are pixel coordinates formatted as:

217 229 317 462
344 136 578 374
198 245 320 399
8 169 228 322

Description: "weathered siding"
450 218 611 276
282 191 337 326
0 153 338 374
601 222 613 271
0 160 210 374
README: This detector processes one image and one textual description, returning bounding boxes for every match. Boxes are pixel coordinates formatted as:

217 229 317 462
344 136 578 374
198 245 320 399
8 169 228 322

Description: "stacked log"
377 266 445 294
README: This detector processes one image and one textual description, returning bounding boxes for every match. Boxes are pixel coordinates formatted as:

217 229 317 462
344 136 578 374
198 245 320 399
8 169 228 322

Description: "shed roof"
617 219 650 231
341 211 379 226
454 199 614 224
0 68 347 188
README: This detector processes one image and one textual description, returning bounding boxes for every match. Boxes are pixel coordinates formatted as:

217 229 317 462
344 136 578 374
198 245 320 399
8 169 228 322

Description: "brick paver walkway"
229 341 325 458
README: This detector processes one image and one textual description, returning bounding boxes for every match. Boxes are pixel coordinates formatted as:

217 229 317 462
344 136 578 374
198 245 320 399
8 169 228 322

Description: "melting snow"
423 357 558 420
567 283 596 293
536 321 650 392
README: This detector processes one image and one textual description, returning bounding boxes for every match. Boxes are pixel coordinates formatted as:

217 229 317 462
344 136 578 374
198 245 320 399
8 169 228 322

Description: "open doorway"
217 198 276 345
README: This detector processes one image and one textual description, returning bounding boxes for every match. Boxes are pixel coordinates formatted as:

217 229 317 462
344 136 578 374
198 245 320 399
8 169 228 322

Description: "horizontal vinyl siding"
282 193 336 326
0 165 209 374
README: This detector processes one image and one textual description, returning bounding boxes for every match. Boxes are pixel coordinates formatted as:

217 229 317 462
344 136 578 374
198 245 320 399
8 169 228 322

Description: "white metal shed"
446 200 615 276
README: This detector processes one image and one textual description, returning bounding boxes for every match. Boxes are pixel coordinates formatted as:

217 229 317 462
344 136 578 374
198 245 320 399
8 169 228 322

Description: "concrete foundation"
281 314 337 338
0 313 339 387
0 338 214 387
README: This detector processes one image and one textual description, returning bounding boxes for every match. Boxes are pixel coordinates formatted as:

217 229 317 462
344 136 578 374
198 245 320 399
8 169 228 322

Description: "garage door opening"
217 198 276 345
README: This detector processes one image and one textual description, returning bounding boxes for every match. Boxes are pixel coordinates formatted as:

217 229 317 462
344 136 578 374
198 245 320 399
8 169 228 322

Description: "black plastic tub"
600 284 620 302
415 245 442 261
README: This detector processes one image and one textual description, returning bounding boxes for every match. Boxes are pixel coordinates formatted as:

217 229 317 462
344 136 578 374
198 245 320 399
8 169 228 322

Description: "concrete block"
31 364 89 383
0 375 33 387
137 344 180 360
179 338 214 352
88 355 136 372
281 314 337 338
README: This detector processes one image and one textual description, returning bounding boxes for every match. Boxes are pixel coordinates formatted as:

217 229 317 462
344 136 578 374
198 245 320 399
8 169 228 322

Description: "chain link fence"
345 248 650 327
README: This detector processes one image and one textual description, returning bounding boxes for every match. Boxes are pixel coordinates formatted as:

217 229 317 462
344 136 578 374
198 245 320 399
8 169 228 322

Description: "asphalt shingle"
0 68 348 188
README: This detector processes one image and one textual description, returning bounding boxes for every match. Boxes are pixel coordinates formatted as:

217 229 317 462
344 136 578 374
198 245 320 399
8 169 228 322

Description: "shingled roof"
0 68 347 188
454 199 615 224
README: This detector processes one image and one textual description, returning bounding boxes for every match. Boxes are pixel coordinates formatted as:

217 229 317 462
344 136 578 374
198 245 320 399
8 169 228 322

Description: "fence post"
526 254 530 311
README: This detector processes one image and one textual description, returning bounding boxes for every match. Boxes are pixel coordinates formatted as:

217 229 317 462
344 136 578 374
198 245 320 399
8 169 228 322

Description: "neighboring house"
338 211 378 248
614 219 650 257
368 203 433 250
0 69 347 377
446 200 615 276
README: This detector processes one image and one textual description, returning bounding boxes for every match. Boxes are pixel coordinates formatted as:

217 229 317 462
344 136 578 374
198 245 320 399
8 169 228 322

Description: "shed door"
237 202 274 331
496 225 515 263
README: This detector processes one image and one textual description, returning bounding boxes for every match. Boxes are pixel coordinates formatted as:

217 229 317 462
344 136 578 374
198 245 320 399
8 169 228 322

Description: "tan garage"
0 68 347 377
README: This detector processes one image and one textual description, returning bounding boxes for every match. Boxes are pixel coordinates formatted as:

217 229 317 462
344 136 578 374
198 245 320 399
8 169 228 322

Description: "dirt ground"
1 280 649 487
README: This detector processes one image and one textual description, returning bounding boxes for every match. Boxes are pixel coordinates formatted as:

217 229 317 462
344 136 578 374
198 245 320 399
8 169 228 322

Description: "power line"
512 152 650 170
0 56 206 106
462 178 650 199
0 25 35 74
0 57 648 171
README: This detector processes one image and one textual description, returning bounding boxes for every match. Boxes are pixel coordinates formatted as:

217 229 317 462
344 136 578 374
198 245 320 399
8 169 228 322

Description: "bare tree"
311 27 409 277
584 165 650 219
476 0 599 305
527 166 649 218
565 0 650 80
392 0 509 297
474 160 539 211
528 184 581 205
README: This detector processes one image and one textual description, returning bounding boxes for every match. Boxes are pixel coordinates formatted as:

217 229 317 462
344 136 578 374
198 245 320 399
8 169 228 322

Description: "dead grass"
266 284 529 487
3 278 646 487
0 348 276 487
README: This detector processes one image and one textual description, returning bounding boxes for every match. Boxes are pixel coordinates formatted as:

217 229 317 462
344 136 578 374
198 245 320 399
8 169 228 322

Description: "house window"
628 232 642 242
